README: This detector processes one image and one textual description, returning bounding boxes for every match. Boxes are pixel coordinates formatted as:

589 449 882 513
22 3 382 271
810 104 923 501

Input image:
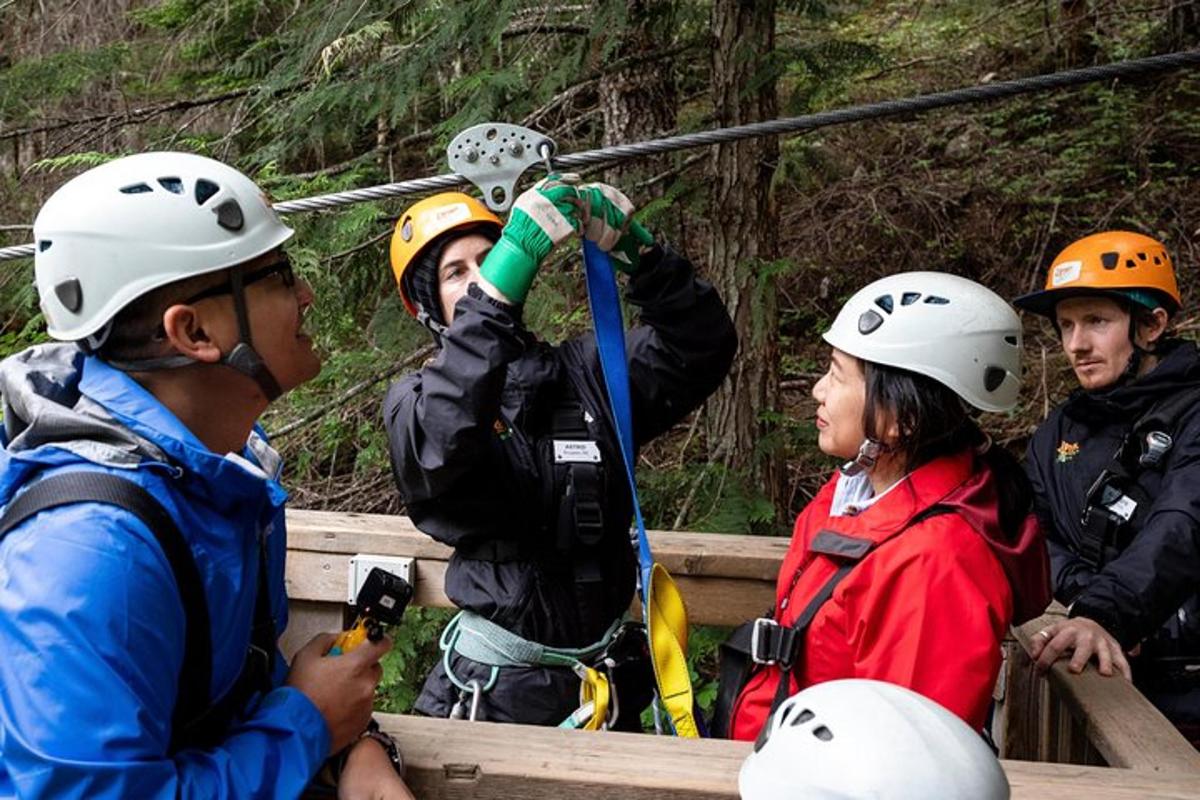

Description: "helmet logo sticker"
214 199 244 231
54 278 83 313
432 203 473 226
1051 260 1082 286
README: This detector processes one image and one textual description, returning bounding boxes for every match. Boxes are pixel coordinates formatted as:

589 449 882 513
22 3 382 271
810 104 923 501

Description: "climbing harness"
440 611 623 729
3 49 1199 261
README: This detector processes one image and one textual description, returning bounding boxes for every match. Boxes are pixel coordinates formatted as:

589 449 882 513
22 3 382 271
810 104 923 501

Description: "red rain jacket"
730 448 1050 741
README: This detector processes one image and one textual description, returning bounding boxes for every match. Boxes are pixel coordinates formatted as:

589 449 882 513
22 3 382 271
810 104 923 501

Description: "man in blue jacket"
0 153 409 798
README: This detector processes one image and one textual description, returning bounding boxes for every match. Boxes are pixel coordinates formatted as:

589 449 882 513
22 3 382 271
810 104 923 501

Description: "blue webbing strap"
581 240 654 598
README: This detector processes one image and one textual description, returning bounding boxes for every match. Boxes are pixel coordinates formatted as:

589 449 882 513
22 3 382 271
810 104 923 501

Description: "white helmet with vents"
738 679 1010 800
33 151 293 343
822 271 1022 412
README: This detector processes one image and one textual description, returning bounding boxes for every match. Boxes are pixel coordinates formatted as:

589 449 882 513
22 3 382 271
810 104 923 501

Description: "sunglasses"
184 256 297 305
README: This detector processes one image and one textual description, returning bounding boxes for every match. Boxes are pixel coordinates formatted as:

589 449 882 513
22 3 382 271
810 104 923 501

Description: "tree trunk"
706 0 781 509
599 0 678 195
1058 0 1097 67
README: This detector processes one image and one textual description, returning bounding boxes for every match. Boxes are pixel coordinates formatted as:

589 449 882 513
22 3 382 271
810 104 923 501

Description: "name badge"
1106 493 1138 522
554 440 602 464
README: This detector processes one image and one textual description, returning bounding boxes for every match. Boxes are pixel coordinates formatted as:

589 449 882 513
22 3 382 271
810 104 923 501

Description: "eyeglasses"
184 256 296 305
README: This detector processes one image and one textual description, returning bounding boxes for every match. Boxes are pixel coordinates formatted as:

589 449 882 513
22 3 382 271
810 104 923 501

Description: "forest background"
2 0 1198 714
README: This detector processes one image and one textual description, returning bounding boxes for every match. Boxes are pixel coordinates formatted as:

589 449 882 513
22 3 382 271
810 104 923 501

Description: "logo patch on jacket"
1056 440 1080 463
493 418 511 440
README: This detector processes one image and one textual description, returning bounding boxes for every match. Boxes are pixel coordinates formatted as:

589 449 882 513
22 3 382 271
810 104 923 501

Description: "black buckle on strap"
749 618 800 668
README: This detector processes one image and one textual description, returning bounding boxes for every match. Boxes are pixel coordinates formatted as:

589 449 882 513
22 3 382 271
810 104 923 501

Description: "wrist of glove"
480 174 580 303
578 182 655 273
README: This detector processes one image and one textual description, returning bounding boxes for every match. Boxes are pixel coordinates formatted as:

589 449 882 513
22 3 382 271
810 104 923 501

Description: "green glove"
480 174 580 303
577 182 655 273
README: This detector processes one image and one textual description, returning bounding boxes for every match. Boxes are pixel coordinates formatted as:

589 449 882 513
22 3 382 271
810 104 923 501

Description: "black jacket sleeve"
1070 413 1200 647
561 244 738 447
383 284 526 505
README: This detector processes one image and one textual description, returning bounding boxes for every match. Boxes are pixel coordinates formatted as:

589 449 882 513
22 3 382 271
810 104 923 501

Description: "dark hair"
862 360 1032 535
402 222 501 327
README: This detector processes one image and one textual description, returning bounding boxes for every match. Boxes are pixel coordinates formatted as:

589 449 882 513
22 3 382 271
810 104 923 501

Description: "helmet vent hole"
923 295 949 305
1004 335 1018 346
54 278 83 313
874 294 893 314
214 199 245 231
38 240 52 252
1100 252 1119 270
1154 256 1162 265
858 310 884 335
793 709 815 725
157 177 184 194
1137 252 1147 261
984 366 1006 392
901 292 921 306
812 725 833 742
1125 259 1137 268
195 179 220 205
119 183 152 194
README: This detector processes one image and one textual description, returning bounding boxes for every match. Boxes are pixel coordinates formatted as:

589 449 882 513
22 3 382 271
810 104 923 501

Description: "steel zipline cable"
1 48 1197 263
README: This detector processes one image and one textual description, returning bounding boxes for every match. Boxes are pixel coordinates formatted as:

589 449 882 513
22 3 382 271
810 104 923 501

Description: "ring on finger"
1038 629 1053 640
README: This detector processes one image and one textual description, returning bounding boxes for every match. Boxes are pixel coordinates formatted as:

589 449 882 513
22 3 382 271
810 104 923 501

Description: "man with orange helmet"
382 180 736 726
1015 230 1200 743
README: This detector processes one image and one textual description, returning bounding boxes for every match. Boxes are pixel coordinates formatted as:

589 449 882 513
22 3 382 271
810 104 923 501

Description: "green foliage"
28 152 122 173
0 43 131 123
377 607 455 713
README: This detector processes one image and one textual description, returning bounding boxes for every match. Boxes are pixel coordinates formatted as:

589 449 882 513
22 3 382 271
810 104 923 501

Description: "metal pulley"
446 123 556 212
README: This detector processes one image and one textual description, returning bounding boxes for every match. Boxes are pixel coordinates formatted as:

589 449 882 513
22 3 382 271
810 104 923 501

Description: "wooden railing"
284 509 1200 778
373 714 1200 799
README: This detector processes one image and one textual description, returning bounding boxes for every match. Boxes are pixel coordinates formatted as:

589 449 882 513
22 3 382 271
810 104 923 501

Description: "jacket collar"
819 448 975 544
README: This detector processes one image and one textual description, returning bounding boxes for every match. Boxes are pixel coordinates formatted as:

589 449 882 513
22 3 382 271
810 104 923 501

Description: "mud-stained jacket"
383 245 737 723
1026 339 1200 657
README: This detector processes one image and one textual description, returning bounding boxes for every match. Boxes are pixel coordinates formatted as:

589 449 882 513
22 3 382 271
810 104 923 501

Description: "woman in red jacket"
727 271 1051 741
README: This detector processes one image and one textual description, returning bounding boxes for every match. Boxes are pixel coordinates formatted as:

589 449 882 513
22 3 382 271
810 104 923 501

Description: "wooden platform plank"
376 714 1200 799
285 509 790 581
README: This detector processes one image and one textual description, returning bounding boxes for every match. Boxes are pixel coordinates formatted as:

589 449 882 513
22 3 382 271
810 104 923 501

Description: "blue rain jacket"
0 345 329 798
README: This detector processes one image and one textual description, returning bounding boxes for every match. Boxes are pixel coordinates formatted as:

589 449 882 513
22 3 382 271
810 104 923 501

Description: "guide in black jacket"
382 183 736 725
1016 230 1200 743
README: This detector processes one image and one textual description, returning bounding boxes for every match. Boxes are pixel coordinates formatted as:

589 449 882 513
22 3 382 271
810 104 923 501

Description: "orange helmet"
389 192 502 317
1014 230 1181 318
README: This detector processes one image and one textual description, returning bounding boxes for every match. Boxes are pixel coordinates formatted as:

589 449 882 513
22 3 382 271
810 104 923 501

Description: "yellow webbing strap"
646 563 698 737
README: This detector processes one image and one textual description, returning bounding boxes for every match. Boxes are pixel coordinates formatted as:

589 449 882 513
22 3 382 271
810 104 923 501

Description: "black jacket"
383 245 736 721
1026 340 1200 656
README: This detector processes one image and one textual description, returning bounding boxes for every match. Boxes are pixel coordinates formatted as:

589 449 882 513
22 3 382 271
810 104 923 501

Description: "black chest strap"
0 470 274 752
1078 384 1200 568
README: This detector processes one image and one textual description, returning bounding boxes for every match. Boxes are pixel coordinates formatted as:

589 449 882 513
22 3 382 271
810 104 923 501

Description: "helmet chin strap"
221 266 283 402
104 268 283 402
840 439 884 476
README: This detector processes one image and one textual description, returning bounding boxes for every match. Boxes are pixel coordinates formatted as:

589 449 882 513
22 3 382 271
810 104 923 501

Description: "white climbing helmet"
33 151 293 344
738 679 1010 800
822 271 1022 413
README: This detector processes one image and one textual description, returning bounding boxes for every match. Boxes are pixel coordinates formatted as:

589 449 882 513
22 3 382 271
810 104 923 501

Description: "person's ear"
160 304 223 364
1137 307 1171 348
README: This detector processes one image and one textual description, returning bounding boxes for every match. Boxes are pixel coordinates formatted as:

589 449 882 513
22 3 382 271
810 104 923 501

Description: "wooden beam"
376 713 1200 799
284 509 780 626
1012 607 1200 774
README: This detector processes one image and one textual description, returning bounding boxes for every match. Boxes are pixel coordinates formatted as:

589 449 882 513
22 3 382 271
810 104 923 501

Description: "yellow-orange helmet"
389 192 502 317
1014 230 1181 318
